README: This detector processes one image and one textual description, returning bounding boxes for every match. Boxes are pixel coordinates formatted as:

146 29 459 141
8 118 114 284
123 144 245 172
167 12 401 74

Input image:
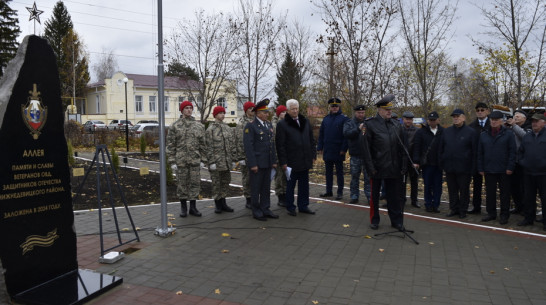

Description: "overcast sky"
11 0 486 81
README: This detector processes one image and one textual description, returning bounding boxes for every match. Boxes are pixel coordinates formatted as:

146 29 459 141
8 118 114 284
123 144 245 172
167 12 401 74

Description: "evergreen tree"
43 1 73 70
59 29 90 108
0 0 21 77
274 49 302 105
165 60 200 81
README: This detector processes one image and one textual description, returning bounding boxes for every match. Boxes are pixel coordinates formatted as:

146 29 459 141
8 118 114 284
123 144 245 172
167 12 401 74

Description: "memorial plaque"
0 35 78 296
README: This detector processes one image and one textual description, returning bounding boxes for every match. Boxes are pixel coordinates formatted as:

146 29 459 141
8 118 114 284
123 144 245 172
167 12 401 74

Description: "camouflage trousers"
241 165 251 198
176 165 201 200
274 167 287 195
210 170 231 200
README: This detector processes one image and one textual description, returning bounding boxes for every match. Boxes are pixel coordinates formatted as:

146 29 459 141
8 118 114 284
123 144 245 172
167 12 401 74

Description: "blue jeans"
422 165 442 208
325 160 344 195
349 157 370 200
286 169 310 212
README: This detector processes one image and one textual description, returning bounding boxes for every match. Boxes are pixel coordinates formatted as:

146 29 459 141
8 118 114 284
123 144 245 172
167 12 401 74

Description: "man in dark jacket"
468 102 490 214
400 111 419 208
413 111 444 213
343 105 371 204
439 109 477 219
317 97 349 200
517 113 546 229
506 109 531 214
477 111 516 224
276 99 317 216
243 99 278 221
362 94 406 231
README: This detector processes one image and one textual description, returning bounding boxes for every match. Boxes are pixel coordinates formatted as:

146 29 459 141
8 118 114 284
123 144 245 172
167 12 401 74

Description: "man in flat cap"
234 101 255 208
413 111 444 213
477 111 516 224
468 102 490 215
439 109 477 219
317 97 349 200
243 99 279 221
505 109 531 214
400 111 419 208
517 113 546 230
343 104 371 204
362 94 406 230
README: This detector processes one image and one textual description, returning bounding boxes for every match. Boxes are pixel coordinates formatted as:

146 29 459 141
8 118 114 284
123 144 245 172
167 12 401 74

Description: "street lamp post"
123 77 129 152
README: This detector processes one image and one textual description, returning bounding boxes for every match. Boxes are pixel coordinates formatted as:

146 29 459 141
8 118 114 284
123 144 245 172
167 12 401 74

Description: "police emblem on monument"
21 83 47 140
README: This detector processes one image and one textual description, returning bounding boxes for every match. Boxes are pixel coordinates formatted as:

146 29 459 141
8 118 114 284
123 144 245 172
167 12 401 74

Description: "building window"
164 96 169 112
231 111 235 115
135 95 143 113
95 95 100 113
149 96 157 112
217 97 226 109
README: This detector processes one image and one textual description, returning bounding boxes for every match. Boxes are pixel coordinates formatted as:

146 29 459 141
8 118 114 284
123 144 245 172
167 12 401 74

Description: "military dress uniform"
166 115 206 217
234 113 254 207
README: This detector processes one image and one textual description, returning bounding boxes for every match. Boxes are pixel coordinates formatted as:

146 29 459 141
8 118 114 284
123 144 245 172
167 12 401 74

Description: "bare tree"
397 0 457 114
92 48 118 81
472 0 546 108
165 9 238 122
231 0 286 104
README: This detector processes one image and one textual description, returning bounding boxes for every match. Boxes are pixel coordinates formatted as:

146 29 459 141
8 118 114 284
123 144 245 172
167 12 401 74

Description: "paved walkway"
1 152 545 304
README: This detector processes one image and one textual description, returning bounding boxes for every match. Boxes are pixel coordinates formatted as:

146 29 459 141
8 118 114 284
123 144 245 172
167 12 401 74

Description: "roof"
87 73 201 90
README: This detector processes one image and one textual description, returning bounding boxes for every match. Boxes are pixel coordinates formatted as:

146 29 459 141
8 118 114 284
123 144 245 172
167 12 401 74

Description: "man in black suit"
468 102 490 215
243 99 278 221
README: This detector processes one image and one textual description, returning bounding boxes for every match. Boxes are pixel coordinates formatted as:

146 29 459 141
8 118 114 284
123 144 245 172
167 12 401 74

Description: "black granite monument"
0 35 121 304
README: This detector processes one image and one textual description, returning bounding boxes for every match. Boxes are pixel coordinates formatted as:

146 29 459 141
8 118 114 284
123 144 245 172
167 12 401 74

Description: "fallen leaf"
221 249 229 253
343 224 350 228
490 270 495 274
176 291 183 295
504 267 510 271
135 227 141 231
168 221 172 226
215 288 221 294
222 233 231 237
122 228 129 231
312 301 319 304
428 242 435 245
167 213 174 217
169 217 176 220
514 246 518 250
475 246 480 249
379 248 384 252
364 235 371 239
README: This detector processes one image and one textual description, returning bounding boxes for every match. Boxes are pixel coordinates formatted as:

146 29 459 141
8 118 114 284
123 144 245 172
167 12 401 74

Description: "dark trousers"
471 173 483 210
249 167 272 217
510 163 525 211
445 173 471 214
369 177 403 226
325 160 344 195
422 165 443 208
522 174 546 224
400 168 418 205
286 169 310 212
484 173 511 218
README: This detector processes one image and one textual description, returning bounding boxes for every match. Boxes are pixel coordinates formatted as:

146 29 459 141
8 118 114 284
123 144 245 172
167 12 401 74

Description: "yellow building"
82 71 241 125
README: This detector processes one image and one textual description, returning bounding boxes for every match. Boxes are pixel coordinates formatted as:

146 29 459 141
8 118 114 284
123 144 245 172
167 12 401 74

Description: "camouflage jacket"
271 115 280 134
234 115 254 161
166 116 206 166
205 121 236 171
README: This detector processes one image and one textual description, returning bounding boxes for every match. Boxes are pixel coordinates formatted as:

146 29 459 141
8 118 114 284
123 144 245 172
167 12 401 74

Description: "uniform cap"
451 109 465 116
391 112 398 119
179 101 193 112
402 111 414 118
253 99 269 112
375 94 395 109
353 105 366 111
428 111 439 119
213 106 226 117
328 97 341 105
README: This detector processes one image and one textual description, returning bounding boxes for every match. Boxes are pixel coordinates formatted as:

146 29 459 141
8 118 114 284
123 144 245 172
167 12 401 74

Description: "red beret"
213 106 226 117
276 105 287 117
243 101 255 113
179 101 193 112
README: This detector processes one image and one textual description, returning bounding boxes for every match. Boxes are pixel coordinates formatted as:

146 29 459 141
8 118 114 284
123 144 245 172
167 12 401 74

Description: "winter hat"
213 106 226 117
243 101 255 113
276 105 287 117
179 101 193 112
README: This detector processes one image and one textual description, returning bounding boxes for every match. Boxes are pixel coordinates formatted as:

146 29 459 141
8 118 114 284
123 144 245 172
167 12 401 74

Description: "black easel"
73 145 140 256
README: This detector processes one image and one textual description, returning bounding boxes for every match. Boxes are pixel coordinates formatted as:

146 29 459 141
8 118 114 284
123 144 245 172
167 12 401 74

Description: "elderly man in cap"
413 111 444 213
517 113 546 229
400 111 419 208
343 104 371 204
477 111 516 224
362 94 406 231
506 109 531 214
317 97 350 200
468 102 490 214
243 99 279 221
272 105 288 207
276 99 317 216
439 109 477 219
234 101 255 208
166 101 207 217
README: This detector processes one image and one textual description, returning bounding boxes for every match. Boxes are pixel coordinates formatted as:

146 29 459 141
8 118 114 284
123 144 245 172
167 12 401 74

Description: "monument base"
12 269 122 305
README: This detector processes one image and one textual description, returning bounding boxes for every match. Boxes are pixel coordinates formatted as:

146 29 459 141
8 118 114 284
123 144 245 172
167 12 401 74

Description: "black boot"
179 199 187 218
277 194 286 207
221 198 234 212
189 200 202 217
245 197 251 209
214 199 222 214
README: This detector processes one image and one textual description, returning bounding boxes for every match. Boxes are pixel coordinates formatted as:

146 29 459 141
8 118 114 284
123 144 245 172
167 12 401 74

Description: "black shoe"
481 215 496 222
433 207 441 213
467 208 481 215
189 200 201 217
277 194 286 207
349 199 358 204
425 206 433 212
499 217 509 225
411 202 421 208
510 208 521 214
299 208 316 215
379 195 386 200
214 199 222 214
335 194 343 200
446 211 458 217
245 197 252 209
459 212 467 219
319 192 333 197
369 223 379 230
253 215 267 221
517 220 533 226
265 213 279 219
287 210 297 216
220 198 234 212
391 223 405 231
179 200 187 218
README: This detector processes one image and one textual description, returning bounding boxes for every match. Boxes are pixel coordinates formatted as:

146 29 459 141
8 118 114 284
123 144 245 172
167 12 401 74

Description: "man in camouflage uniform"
166 100 207 217
206 106 236 213
272 105 287 207
234 101 255 208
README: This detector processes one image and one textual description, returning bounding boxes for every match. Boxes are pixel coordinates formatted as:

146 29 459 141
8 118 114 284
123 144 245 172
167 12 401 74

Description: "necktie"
295 118 300 127
480 121 484 128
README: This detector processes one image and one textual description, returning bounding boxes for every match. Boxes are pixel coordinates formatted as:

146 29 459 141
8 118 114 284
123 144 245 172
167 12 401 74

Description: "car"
136 120 159 124
131 123 160 137
83 120 107 132
108 120 133 131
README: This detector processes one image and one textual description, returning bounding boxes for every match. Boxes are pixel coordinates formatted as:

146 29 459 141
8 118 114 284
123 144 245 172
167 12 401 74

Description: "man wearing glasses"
468 102 490 215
